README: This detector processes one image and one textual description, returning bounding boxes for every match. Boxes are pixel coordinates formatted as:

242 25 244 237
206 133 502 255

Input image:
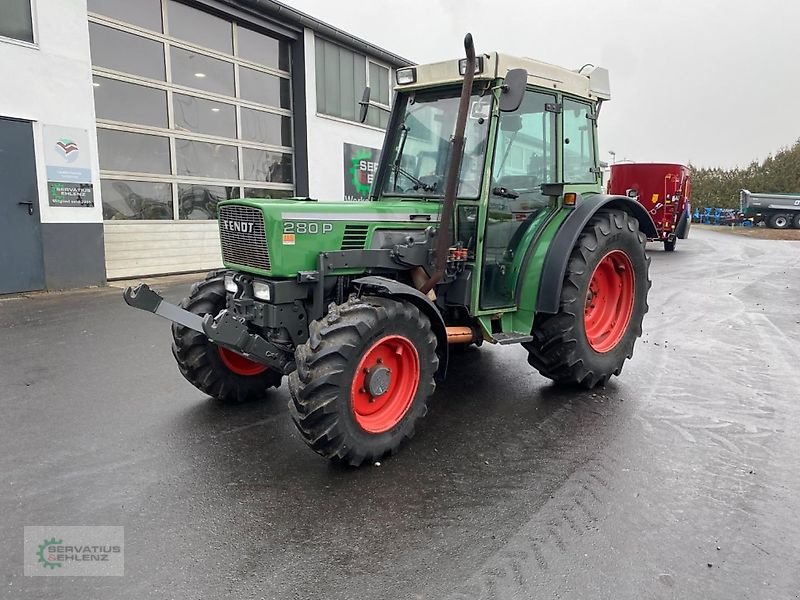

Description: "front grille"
218 205 270 271
341 224 369 250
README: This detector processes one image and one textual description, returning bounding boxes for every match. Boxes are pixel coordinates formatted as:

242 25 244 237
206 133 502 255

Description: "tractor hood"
216 198 441 278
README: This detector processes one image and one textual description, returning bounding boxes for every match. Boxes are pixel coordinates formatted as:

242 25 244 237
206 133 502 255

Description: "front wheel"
171 270 282 404
793 214 800 229
525 209 651 388
288 296 438 466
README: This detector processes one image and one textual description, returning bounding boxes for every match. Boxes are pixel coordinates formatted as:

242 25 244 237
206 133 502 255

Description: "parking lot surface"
2 227 799 599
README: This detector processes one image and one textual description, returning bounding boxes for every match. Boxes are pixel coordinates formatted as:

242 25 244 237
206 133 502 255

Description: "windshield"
379 87 492 199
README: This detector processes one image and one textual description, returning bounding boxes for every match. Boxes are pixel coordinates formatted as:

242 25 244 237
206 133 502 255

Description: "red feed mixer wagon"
607 163 691 251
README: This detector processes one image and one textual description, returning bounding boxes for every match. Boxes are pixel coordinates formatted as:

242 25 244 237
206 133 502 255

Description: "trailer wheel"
171 270 282 404
288 296 437 466
793 214 800 229
768 214 791 229
524 209 650 389
664 237 676 252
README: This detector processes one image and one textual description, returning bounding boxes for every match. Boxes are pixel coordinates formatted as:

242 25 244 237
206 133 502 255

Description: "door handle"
18 201 34 215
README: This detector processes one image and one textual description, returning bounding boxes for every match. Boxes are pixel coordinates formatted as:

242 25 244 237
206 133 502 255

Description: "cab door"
479 90 557 309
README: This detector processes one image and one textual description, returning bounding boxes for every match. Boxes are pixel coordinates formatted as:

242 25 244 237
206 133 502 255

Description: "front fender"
353 275 449 381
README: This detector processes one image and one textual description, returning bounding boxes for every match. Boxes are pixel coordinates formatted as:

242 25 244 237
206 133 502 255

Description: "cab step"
493 332 534 345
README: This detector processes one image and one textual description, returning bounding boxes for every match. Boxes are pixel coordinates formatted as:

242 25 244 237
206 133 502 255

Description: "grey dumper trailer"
740 189 800 229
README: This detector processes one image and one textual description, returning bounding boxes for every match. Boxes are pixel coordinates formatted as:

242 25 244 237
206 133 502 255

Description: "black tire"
664 237 676 252
767 213 791 229
171 270 282 404
288 296 437 466
793 214 800 229
524 209 650 389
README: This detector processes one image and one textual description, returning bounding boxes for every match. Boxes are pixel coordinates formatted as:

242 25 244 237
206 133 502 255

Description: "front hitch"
122 284 295 374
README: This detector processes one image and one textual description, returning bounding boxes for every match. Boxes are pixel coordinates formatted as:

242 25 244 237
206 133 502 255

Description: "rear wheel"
289 296 437 466
768 213 791 229
171 270 282 404
793 214 800 229
524 209 650 388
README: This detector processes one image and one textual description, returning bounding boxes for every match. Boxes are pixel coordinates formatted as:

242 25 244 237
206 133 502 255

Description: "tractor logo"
349 148 374 198
55 138 79 163
36 538 63 570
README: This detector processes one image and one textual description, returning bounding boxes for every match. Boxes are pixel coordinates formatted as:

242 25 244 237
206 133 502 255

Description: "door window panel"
171 47 234 96
239 66 290 108
238 27 289 71
173 93 236 138
97 129 171 174
242 149 292 183
178 183 240 220
89 23 165 80
93 77 168 128
176 139 238 180
87 0 162 32
240 107 291 146
167 0 232 54
563 98 597 183
101 180 173 220
480 90 557 309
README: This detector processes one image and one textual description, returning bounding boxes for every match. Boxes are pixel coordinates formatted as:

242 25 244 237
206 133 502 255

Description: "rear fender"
535 195 656 314
353 275 449 381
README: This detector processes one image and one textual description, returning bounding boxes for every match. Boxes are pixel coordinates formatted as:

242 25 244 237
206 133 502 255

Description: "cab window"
563 98 597 184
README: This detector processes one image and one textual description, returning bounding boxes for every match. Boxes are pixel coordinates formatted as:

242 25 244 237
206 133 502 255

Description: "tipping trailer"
740 189 800 229
607 163 691 251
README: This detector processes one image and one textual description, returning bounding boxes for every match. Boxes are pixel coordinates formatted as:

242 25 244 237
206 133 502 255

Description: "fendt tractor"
125 35 656 466
607 163 692 252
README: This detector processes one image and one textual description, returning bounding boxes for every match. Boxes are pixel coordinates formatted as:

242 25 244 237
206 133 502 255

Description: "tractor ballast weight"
124 34 653 466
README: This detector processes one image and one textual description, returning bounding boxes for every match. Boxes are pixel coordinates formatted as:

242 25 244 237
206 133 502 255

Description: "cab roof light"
396 67 417 85
458 56 484 76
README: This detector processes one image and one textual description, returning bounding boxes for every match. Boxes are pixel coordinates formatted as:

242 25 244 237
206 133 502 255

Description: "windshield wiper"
396 167 436 192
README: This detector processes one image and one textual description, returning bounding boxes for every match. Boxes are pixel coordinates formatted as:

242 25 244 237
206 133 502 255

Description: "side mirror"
499 69 527 112
358 87 371 123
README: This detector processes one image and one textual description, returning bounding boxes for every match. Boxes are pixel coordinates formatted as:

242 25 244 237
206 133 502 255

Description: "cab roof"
396 52 610 101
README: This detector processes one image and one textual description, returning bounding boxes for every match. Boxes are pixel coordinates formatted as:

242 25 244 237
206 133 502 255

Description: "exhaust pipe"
420 33 476 294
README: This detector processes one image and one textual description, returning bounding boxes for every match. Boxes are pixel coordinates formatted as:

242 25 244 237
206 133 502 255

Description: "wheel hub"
365 365 392 398
583 250 635 353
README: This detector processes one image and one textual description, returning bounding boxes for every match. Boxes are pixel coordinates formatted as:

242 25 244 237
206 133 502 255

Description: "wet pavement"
2 227 799 599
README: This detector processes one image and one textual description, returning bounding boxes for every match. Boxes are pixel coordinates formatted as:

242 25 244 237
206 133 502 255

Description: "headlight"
252 281 271 301
224 274 237 293
458 56 484 76
395 67 416 85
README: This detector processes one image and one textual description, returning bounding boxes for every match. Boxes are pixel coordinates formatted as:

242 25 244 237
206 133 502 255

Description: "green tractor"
124 35 656 466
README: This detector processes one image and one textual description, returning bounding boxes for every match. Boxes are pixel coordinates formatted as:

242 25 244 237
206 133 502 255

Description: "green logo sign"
36 538 63 570
343 143 380 201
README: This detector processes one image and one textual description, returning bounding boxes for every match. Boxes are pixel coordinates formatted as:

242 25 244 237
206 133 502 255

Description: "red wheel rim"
351 335 420 433
217 346 269 376
584 250 635 353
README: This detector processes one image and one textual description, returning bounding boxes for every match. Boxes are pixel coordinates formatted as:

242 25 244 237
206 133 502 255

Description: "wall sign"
344 143 381 202
43 125 94 207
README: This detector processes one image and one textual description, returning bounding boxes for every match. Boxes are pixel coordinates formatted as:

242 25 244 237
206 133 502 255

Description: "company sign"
43 125 94 208
344 143 381 202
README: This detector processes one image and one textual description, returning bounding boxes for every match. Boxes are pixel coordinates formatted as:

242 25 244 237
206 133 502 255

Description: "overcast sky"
287 0 799 168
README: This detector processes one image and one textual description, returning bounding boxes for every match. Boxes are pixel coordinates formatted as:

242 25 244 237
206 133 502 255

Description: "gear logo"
349 148 374 197
36 538 63 569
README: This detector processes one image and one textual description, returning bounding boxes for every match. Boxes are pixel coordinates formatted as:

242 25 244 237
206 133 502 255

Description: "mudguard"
675 208 691 239
353 275 449 381
535 195 657 314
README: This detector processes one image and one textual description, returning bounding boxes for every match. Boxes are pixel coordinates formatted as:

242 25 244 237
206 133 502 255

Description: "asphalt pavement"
2 226 799 599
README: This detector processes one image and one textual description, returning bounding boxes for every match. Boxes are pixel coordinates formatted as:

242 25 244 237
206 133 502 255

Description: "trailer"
607 163 691 251
740 189 800 229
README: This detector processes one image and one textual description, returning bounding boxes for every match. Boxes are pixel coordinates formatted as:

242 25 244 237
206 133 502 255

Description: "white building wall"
0 0 102 227
302 28 389 201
